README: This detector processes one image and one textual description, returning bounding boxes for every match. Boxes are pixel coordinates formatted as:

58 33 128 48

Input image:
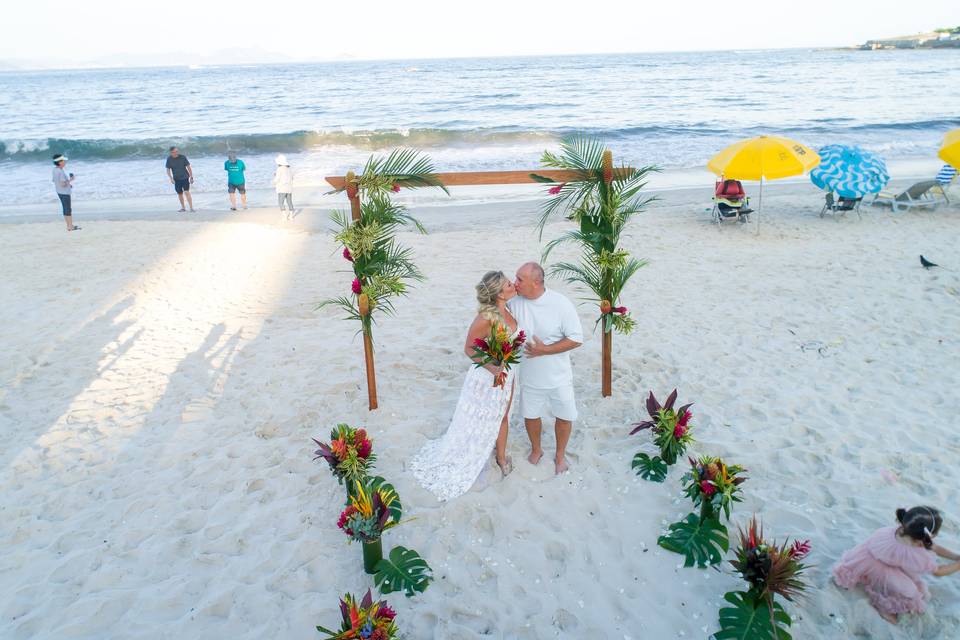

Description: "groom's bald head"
516 262 545 299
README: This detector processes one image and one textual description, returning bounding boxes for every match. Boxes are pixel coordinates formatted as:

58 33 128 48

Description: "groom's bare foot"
527 449 543 465
555 457 569 475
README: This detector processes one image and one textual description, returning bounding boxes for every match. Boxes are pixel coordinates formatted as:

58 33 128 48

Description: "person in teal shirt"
224 152 247 211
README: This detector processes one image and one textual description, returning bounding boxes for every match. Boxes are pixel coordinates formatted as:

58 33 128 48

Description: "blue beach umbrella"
809 144 889 198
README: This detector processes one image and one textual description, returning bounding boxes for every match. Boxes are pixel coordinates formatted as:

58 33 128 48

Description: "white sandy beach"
1 182 959 639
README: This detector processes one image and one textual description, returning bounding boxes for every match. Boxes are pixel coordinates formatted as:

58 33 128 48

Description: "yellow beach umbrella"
708 135 820 233
938 128 960 169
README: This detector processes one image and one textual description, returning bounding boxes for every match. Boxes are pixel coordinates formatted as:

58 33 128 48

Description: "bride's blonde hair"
476 270 508 322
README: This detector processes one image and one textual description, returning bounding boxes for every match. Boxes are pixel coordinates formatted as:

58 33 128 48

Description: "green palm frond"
359 148 449 196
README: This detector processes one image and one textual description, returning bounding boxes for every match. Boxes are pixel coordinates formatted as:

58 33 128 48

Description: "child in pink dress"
833 506 960 624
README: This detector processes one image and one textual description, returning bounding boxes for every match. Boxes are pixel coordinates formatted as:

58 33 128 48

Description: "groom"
508 262 583 474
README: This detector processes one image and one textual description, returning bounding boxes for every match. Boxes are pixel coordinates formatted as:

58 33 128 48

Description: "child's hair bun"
896 508 907 523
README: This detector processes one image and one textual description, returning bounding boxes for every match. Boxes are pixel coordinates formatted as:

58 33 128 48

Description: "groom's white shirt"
508 289 583 389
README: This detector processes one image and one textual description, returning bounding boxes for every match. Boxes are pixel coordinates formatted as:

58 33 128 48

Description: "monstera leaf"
657 513 729 568
715 591 793 640
632 452 668 482
364 475 403 523
374 546 432 597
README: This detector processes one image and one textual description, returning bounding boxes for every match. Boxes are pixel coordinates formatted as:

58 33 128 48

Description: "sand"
1 181 959 639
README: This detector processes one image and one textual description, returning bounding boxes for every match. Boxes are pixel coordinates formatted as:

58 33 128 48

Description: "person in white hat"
51 154 80 232
272 154 295 220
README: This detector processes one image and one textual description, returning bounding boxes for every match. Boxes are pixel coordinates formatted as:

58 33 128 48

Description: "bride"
410 270 519 501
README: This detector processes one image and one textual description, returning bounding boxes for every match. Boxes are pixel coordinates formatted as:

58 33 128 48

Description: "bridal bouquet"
316 589 398 639
717 517 811 640
471 323 526 387
313 424 376 492
683 456 747 521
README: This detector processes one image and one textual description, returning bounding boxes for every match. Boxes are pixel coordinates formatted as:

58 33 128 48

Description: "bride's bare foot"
555 457 569 475
527 449 543 465
497 455 513 477
879 611 898 625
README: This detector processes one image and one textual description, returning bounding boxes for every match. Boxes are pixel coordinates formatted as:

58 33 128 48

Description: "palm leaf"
716 591 793 640
632 453 668 482
657 513 729 568
363 476 402 523
373 546 433 597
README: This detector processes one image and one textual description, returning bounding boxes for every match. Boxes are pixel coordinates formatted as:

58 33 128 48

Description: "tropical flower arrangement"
716 516 811 640
313 424 376 495
471 323 526 387
682 455 747 521
316 589 398 639
658 453 746 568
333 476 433 595
630 389 696 482
320 149 446 338
532 135 657 337
337 478 401 544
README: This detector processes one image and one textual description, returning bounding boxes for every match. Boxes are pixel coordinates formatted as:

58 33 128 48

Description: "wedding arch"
326 151 637 411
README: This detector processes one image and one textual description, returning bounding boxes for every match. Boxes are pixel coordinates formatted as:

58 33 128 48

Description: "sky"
3 0 958 67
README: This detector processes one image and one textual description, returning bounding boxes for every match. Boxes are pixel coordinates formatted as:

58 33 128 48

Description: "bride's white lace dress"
410 358 515 502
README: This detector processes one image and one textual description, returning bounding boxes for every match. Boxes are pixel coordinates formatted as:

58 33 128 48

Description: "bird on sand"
920 255 939 269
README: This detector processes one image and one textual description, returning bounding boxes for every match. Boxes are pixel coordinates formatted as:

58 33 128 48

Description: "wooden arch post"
327 162 633 408
601 150 614 398
345 171 379 411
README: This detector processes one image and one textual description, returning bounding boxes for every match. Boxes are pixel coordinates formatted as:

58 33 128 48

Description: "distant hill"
858 26 960 49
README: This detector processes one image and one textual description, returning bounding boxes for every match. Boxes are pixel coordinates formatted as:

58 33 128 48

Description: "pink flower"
351 278 362 295
378 603 397 621
677 410 692 428
391 184 401 193
343 247 354 262
613 306 627 314
700 480 716 497
790 540 811 560
673 423 686 439
473 338 489 351
547 182 566 195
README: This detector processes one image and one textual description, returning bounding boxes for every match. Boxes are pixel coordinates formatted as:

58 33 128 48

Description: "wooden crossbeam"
324 168 634 190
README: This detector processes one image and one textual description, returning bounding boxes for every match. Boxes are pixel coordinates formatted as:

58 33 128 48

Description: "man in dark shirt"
165 146 195 212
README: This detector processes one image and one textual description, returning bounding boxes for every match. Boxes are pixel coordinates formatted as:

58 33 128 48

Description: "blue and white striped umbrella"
809 144 889 198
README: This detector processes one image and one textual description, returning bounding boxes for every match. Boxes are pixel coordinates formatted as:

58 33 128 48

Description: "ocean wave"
1 116 955 163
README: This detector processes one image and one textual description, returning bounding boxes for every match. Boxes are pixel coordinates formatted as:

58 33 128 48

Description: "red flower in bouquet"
471 323 526 388
391 184 401 193
351 278 363 295
548 182 566 195
355 429 372 459
790 539 811 560
378 604 397 621
343 247 354 262
337 505 359 535
700 479 717 497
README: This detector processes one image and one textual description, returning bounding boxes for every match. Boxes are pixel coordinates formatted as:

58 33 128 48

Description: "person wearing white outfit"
410 270 520 501
507 262 583 475
272 154 295 220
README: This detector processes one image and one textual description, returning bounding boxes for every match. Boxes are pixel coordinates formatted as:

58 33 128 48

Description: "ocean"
1 48 958 209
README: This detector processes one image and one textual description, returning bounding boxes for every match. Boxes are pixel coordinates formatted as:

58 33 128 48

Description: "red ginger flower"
351 278 362 295
474 338 489 350
356 437 372 459
337 505 358 532
548 182 566 195
343 247 354 262
378 603 397 621
673 423 686 439
790 539 811 560
613 306 627 314
700 480 717 497
391 184 401 193
370 629 388 640
677 409 692 427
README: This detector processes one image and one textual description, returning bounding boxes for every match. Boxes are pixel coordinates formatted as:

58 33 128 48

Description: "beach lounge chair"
711 178 753 225
934 164 957 203
820 192 862 219
870 180 948 213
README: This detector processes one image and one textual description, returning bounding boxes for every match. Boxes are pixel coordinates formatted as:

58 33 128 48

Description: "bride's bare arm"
463 315 500 373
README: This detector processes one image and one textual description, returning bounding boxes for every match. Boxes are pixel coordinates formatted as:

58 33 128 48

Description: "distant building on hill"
860 27 960 49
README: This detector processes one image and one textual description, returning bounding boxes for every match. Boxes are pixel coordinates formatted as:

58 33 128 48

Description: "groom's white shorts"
519 384 577 421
